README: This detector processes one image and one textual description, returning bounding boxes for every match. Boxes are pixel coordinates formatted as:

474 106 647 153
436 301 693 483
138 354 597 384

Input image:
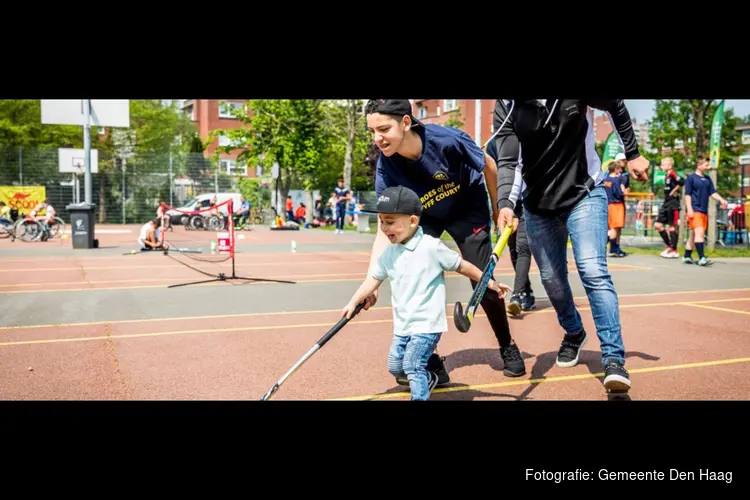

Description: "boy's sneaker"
603 358 631 393
556 329 587 368
698 257 713 266
682 257 696 264
507 294 523 317
396 353 450 387
426 354 450 386
427 371 439 396
500 341 526 377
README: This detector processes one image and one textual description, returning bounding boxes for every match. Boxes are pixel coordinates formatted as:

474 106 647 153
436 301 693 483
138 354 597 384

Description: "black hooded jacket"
492 99 641 217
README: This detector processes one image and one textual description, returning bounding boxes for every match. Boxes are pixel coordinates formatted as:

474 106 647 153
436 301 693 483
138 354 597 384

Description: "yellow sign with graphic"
0 186 46 214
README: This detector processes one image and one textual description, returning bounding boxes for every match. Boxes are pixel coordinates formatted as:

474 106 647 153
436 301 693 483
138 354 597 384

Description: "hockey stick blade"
453 223 514 333
260 301 366 400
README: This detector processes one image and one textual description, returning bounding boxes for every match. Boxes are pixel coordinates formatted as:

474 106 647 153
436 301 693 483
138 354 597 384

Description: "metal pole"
122 158 126 224
18 146 22 184
169 152 174 207
474 99 482 146
215 163 219 195
708 168 718 252
83 99 92 204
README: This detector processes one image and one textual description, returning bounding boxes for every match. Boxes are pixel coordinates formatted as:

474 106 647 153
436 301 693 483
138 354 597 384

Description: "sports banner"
709 100 725 171
0 186 46 213
601 132 623 172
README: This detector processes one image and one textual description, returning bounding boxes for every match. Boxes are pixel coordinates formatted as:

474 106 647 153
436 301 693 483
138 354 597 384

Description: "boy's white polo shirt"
371 226 461 336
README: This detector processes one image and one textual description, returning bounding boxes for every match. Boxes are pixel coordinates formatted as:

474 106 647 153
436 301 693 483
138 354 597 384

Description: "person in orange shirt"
285 196 294 221
294 203 306 224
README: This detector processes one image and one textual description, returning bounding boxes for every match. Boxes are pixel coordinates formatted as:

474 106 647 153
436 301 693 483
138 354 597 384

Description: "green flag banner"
601 132 623 172
709 100 725 171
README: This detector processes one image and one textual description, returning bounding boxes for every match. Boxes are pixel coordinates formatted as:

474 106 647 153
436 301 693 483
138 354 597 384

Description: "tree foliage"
647 99 742 194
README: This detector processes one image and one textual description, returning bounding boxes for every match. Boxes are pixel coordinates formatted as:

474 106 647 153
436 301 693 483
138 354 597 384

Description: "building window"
217 133 244 148
220 159 248 176
417 106 427 119
219 101 244 119
444 99 458 112
739 154 750 166
742 130 750 145
743 177 750 188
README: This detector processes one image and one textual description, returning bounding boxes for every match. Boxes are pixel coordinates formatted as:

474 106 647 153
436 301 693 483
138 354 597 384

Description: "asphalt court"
1 225 749 400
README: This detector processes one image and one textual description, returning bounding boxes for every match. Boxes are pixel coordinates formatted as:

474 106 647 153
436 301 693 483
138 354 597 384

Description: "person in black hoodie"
491 99 649 394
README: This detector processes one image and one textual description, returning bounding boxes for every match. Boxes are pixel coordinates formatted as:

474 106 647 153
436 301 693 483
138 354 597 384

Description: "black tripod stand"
165 247 296 288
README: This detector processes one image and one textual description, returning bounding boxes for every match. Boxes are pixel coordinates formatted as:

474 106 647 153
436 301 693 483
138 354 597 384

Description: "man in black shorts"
362 99 527 384
654 157 684 259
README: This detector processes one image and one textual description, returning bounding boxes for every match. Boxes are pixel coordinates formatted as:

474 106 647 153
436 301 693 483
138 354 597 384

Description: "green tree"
444 105 464 129
217 100 328 213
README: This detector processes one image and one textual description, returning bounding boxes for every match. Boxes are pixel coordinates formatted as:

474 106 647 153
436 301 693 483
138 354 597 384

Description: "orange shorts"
688 212 708 231
608 203 625 229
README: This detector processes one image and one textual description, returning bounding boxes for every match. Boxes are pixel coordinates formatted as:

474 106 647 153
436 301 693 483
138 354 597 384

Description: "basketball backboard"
59 148 98 174
42 100 130 127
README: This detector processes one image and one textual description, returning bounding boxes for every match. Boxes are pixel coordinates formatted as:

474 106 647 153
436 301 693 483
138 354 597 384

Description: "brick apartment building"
179 99 255 178
410 99 599 147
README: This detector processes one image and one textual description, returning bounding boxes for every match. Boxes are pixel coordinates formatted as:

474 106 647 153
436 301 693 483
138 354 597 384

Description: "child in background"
683 155 729 266
341 186 512 400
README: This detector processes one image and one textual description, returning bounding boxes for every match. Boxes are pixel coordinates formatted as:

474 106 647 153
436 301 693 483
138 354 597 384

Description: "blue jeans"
388 333 441 400
523 186 625 366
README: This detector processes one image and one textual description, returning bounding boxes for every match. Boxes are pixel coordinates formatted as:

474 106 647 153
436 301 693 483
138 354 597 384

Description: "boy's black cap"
366 99 424 127
376 186 423 216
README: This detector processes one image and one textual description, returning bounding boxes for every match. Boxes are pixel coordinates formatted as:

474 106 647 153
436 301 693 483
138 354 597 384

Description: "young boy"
603 157 628 257
654 157 684 258
341 186 511 400
683 155 728 266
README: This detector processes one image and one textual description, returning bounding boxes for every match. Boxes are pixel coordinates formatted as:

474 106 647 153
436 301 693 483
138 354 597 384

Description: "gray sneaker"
698 257 713 266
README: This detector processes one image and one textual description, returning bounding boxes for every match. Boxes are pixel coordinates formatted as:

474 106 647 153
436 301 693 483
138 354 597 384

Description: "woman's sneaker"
602 358 631 393
500 341 526 377
556 329 587 368
520 293 536 312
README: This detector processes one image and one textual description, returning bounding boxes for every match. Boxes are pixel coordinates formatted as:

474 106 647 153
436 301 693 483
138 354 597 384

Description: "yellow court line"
329 356 750 401
0 319 395 347
684 303 750 316
0 259 373 273
2 297 750 347
0 265 650 296
0 272 374 288
3 289 750 332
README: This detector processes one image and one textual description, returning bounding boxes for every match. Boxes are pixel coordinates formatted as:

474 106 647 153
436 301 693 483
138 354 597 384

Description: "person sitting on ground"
0 201 11 226
138 217 168 251
294 202 306 225
340 186 512 400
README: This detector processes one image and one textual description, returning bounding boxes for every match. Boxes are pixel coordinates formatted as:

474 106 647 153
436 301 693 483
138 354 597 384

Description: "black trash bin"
66 203 98 249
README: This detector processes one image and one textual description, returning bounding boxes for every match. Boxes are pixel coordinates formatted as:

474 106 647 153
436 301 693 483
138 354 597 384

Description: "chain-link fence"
620 194 749 248
0 146 270 225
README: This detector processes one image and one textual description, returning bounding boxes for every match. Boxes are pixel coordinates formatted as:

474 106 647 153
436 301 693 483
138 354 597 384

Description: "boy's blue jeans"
388 333 441 400
523 186 625 366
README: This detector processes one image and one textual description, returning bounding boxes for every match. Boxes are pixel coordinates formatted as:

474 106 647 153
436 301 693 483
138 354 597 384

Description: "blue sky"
624 99 750 124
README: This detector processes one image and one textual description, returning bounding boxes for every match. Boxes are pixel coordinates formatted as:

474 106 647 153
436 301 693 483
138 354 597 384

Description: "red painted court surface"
1 224 749 401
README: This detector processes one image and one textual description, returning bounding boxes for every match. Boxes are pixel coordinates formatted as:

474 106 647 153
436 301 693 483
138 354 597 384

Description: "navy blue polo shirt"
603 173 625 203
685 172 716 214
374 124 488 220
334 186 349 206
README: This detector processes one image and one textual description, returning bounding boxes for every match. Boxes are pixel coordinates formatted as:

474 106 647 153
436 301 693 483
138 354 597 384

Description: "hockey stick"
260 301 366 401
453 222 515 333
